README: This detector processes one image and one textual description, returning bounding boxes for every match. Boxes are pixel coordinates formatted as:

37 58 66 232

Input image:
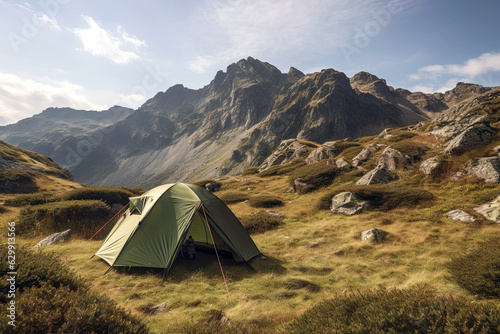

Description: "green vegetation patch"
390 141 430 161
281 287 500 333
249 194 283 208
240 211 283 234
190 179 222 188
288 163 338 193
386 130 418 143
0 169 38 193
242 167 259 175
448 237 500 298
5 193 57 207
62 187 133 205
318 184 434 211
217 191 250 204
17 200 110 237
258 159 306 177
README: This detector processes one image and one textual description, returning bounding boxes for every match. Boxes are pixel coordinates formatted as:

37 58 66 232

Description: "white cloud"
187 0 417 73
411 84 435 93
71 16 146 65
0 72 107 126
36 14 61 31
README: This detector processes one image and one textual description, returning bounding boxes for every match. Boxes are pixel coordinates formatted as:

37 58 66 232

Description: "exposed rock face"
444 123 496 156
453 157 500 183
376 147 410 170
205 182 221 192
352 144 385 167
330 192 368 216
474 196 500 223
293 178 314 193
361 228 386 243
259 139 308 172
305 142 338 164
36 229 71 247
356 167 399 185
446 210 477 223
419 157 444 177
335 158 352 171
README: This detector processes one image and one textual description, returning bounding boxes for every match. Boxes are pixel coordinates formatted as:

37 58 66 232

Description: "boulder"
377 147 411 170
141 302 168 315
356 167 399 185
293 178 314 193
330 192 368 216
493 145 500 156
335 158 352 171
444 123 496 156
351 144 385 167
205 182 221 192
474 195 500 223
259 139 308 172
452 157 500 183
305 143 338 164
446 209 477 222
36 229 71 247
361 228 386 243
419 157 443 176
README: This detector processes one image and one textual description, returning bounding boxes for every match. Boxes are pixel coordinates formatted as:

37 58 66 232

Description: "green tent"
94 183 261 274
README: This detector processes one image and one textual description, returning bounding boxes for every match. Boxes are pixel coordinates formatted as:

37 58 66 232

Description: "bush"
288 163 338 193
390 141 430 161
249 194 283 208
317 184 434 211
0 246 85 303
240 211 283 234
334 141 360 153
217 191 250 204
0 205 7 214
0 169 38 193
17 200 110 237
62 187 133 205
190 179 221 188
242 167 259 175
4 193 56 207
281 287 500 334
448 237 500 298
118 186 145 196
258 159 306 177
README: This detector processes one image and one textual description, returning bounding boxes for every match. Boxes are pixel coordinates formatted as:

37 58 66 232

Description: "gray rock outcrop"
351 144 385 167
474 195 500 223
305 142 338 164
376 147 411 170
356 167 399 185
335 158 352 171
452 157 500 183
419 157 444 176
330 192 368 216
444 123 496 156
36 229 71 247
446 209 477 222
361 228 386 243
259 139 308 172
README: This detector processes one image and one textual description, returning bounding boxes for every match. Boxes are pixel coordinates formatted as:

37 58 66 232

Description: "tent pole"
200 203 229 293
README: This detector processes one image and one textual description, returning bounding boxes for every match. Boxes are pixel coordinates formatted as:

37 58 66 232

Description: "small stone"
331 192 368 216
307 242 320 248
361 228 386 243
36 229 71 247
446 209 476 222
474 195 500 223
356 167 399 185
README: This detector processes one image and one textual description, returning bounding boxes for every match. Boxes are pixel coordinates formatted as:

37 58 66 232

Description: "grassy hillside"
1 98 500 332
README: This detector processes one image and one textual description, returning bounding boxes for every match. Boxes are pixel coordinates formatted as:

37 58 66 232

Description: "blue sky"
0 0 499 125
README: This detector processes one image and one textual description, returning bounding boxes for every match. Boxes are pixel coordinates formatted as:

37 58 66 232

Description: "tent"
94 183 261 274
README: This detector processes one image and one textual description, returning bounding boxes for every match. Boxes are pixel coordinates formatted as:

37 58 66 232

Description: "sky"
0 0 499 126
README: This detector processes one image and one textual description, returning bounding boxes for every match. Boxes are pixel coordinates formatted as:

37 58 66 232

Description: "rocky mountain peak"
350 71 386 86
287 67 305 80
444 82 490 105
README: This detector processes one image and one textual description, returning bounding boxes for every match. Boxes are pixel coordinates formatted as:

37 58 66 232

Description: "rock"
376 128 392 139
36 229 71 247
361 228 386 243
356 167 399 185
493 145 500 156
452 157 500 183
376 147 411 170
335 158 352 171
444 123 496 156
351 144 384 167
446 209 477 222
307 241 320 248
205 182 221 192
259 139 308 172
474 195 500 223
263 210 283 217
305 143 338 164
331 192 368 216
293 178 314 193
141 302 168 315
419 157 444 176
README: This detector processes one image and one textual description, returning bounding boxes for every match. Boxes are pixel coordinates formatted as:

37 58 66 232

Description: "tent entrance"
182 211 232 258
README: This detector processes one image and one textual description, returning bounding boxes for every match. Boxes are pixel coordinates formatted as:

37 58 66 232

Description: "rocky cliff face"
0 57 496 187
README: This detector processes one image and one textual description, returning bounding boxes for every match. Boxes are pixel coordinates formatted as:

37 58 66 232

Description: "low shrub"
0 246 85 303
4 193 56 207
249 194 283 208
448 237 500 298
334 141 360 153
240 211 283 234
386 130 418 142
288 163 338 193
17 200 110 237
190 179 221 188
0 169 38 193
317 184 434 211
281 287 500 333
181 309 260 334
258 159 306 177
118 186 145 196
217 191 250 204
0 205 7 214
390 141 430 161
62 187 133 205
242 167 259 175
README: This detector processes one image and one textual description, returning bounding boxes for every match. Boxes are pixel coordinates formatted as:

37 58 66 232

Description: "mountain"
0 57 496 187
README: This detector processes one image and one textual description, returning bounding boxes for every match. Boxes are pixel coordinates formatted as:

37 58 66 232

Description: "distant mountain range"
0 57 495 187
